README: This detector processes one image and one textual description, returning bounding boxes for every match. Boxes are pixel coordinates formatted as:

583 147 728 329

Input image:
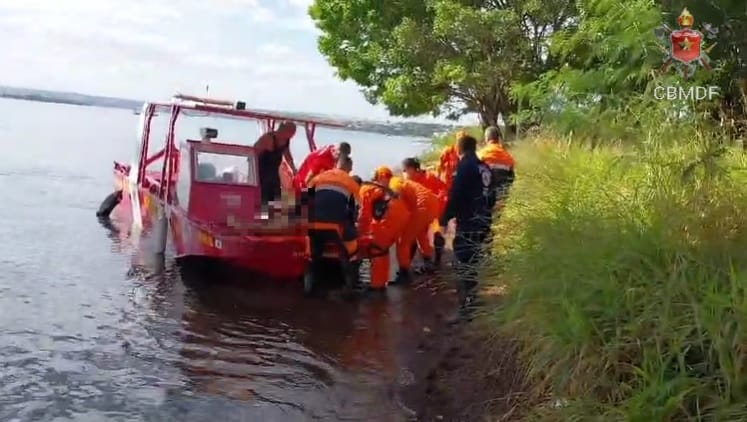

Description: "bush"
486 125 747 420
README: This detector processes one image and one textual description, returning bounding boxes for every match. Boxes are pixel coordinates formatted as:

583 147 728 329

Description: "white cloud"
257 43 296 59
0 0 456 121
287 0 313 10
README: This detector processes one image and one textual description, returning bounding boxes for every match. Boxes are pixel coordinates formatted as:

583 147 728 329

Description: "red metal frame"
188 140 260 186
135 99 343 205
186 140 261 228
113 96 345 278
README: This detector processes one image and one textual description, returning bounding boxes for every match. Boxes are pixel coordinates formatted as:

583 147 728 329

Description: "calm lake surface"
0 99 456 421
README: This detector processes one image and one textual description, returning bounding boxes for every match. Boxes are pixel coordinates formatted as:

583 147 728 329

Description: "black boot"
446 294 480 324
433 232 445 267
446 279 480 324
421 257 436 274
391 268 413 285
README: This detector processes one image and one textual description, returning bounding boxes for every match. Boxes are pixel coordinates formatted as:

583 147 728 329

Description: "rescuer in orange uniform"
401 157 448 267
477 126 515 210
356 176 410 291
437 130 463 191
374 166 439 283
307 156 360 255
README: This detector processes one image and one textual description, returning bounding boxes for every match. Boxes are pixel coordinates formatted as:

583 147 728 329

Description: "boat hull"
113 168 306 280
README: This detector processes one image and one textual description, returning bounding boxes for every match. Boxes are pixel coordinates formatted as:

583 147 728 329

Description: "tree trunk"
478 108 499 129
477 86 518 134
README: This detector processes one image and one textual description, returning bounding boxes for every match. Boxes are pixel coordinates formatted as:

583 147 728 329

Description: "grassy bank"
427 125 747 419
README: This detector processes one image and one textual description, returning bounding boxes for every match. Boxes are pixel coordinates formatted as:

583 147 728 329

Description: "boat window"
195 151 257 185
176 148 191 208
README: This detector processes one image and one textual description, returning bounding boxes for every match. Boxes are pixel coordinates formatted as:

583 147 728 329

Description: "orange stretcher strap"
307 221 343 235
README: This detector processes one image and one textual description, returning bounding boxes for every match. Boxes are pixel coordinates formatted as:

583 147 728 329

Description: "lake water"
0 99 456 421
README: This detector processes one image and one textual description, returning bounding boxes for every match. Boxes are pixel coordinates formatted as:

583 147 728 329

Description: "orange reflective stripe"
308 221 343 234
309 169 361 202
488 163 512 171
315 184 351 197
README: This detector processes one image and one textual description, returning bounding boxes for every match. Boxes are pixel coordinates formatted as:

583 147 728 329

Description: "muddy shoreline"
402 296 528 422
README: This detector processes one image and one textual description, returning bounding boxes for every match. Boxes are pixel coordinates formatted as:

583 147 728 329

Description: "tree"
515 0 747 139
310 0 575 129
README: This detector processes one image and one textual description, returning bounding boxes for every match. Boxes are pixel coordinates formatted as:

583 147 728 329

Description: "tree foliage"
310 0 745 135
515 0 747 138
310 0 575 128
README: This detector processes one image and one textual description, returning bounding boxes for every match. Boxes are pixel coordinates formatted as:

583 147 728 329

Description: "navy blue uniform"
310 188 358 241
440 151 495 304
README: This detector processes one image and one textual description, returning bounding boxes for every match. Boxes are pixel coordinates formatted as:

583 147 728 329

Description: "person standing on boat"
254 121 298 203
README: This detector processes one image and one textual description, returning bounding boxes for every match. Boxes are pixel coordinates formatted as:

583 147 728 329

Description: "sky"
0 0 475 124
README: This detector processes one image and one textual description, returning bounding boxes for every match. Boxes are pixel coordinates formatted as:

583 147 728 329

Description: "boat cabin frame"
132 95 344 208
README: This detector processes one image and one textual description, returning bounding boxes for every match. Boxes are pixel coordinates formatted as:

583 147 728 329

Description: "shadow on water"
92 218 458 421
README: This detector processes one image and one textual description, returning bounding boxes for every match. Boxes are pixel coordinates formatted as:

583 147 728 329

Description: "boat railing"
171 93 246 110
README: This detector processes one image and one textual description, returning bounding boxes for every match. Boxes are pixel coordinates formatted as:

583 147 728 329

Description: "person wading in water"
253 121 298 203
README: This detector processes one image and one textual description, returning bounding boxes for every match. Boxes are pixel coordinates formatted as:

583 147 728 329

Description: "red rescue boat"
102 94 344 279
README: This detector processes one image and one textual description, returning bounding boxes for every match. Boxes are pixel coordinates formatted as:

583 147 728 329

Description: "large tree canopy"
310 0 744 135
310 0 575 128
515 0 746 138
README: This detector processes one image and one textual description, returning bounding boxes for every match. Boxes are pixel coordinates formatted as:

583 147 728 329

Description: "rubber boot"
391 268 413 285
446 276 480 324
419 257 436 274
433 232 445 267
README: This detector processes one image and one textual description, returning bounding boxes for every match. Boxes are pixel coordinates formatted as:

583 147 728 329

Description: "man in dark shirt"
439 134 496 322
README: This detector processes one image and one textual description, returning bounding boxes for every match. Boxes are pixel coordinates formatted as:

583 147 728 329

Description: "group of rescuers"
253 121 515 319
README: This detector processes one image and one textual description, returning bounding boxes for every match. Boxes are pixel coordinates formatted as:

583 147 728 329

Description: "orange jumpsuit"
437 144 459 192
389 177 439 270
358 183 410 288
408 169 448 215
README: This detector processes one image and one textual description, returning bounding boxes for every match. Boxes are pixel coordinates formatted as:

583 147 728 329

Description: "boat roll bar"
135 93 347 202
173 93 247 110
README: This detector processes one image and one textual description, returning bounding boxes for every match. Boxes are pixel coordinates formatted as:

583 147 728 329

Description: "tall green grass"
483 122 747 419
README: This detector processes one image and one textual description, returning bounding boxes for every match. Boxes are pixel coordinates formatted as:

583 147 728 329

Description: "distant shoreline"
0 93 127 110
0 86 455 138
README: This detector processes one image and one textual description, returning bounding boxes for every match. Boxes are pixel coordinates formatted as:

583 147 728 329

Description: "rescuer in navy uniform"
439 134 496 323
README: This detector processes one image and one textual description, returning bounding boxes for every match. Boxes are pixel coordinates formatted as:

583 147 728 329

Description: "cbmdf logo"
656 8 718 79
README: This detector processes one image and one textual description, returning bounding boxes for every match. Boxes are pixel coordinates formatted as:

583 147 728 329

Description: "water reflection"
93 218 455 421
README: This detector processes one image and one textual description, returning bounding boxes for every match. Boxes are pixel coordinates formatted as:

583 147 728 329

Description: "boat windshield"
195 151 257 185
